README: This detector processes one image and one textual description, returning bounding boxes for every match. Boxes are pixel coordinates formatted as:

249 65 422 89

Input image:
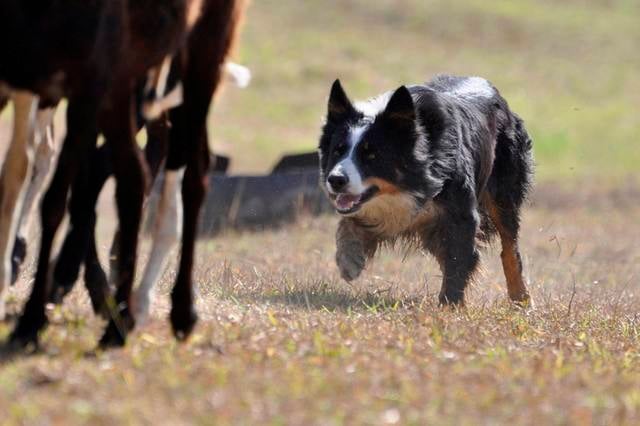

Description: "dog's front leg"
335 219 377 282
437 211 481 306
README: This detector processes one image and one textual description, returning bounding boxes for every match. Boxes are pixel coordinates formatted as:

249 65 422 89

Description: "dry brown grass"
0 187 639 425
1 0 638 422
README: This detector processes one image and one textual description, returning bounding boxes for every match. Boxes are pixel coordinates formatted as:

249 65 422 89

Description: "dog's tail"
499 112 534 205
479 109 534 241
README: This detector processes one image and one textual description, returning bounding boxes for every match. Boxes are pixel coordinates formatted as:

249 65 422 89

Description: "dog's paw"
336 244 366 282
511 293 535 311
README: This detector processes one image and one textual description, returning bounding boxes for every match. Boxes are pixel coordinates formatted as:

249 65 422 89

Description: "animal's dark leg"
9 97 98 348
439 219 480 306
169 142 207 340
166 0 244 340
106 114 170 313
51 114 168 315
485 198 530 303
165 90 211 341
485 112 534 304
83 226 111 317
431 182 480 306
99 91 148 348
51 144 112 312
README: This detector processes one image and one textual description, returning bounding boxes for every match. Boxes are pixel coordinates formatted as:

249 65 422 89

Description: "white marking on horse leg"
16 107 57 245
142 83 183 121
0 91 38 317
133 167 185 324
142 56 182 120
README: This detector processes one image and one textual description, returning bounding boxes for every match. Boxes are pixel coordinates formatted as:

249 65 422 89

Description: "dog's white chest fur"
354 193 439 237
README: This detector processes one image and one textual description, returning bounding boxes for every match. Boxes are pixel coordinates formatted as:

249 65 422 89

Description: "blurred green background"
1 0 637 182
212 0 639 181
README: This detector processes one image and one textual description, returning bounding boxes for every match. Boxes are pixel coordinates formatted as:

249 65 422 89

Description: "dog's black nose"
328 174 348 191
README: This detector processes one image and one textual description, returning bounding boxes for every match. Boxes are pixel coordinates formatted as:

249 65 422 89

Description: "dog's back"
411 75 533 216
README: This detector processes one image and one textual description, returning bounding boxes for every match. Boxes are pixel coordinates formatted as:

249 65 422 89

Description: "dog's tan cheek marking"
363 177 401 195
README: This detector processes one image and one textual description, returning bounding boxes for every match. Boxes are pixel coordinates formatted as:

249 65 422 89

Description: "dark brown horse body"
0 0 247 348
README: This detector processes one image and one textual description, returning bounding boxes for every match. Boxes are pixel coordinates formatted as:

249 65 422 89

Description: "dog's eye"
363 142 376 160
333 143 346 156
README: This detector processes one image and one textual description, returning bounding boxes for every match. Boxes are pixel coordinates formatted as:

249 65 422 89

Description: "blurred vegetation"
211 0 639 180
0 0 637 181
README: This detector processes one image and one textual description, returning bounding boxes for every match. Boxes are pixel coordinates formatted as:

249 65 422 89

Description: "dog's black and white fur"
319 75 533 305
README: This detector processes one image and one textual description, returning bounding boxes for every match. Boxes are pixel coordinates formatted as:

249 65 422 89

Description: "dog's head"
318 80 428 216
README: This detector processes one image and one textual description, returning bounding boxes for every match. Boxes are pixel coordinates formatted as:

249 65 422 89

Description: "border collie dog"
318 76 534 305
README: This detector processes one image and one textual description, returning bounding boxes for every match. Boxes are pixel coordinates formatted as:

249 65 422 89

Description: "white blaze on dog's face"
318 79 424 216
324 123 369 210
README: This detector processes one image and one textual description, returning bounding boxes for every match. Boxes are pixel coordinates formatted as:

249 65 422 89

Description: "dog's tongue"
336 194 361 211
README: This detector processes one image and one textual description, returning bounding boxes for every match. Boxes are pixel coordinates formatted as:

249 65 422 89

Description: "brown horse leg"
98 90 149 348
9 96 98 349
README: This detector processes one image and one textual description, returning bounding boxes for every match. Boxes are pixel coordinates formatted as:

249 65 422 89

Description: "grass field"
1 187 639 424
1 0 639 424
2 0 638 179
210 0 640 180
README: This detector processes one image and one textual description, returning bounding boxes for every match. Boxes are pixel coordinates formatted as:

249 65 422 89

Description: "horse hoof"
84 265 113 320
170 306 198 341
8 314 45 352
98 321 127 349
98 306 135 349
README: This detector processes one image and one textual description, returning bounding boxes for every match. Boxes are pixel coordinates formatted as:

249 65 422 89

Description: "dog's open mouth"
333 186 379 215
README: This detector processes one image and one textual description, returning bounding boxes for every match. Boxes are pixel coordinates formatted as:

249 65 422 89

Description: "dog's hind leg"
485 113 533 304
485 197 530 304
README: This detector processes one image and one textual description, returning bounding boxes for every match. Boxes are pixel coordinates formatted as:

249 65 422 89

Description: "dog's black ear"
327 79 354 123
381 86 415 127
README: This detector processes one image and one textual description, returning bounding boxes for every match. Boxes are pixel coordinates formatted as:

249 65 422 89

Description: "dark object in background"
200 170 330 235
145 151 331 236
211 153 230 174
271 152 319 173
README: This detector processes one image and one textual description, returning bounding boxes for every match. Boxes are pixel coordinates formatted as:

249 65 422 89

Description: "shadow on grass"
222 285 432 313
